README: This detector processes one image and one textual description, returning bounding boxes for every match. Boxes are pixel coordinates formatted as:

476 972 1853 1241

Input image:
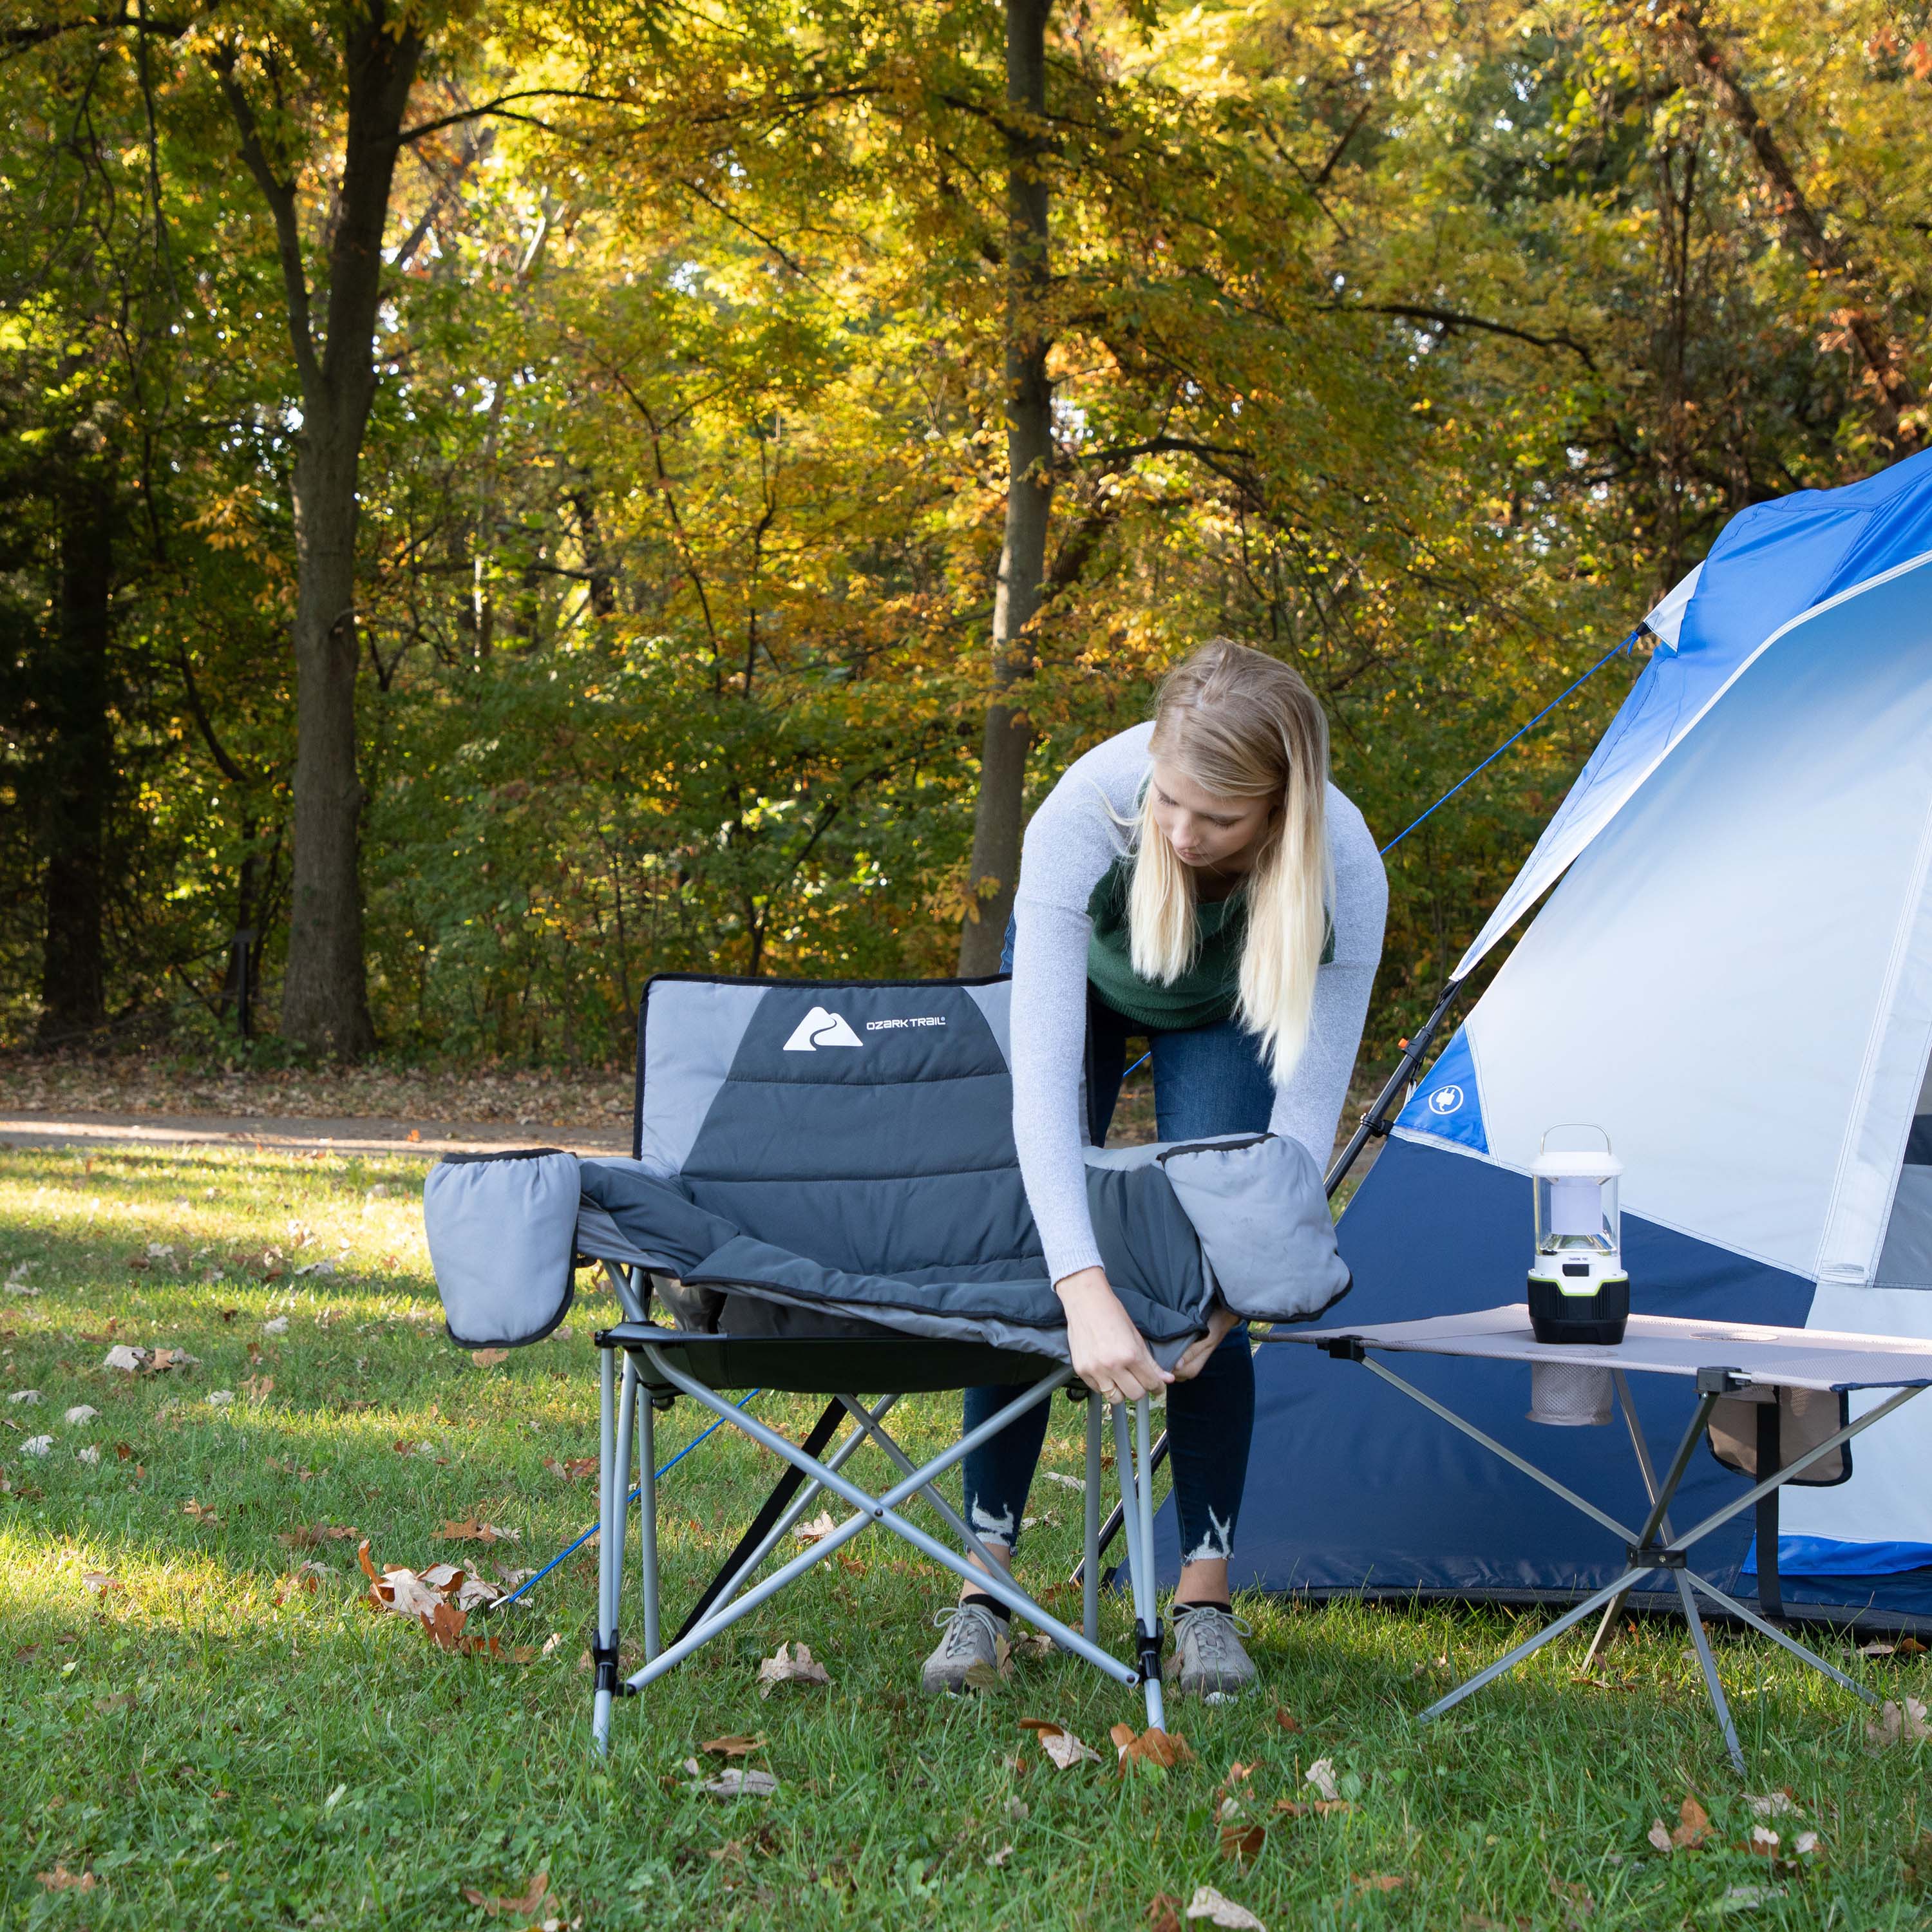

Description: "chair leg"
1112 1397 1167 1732
639 1392 661 1662
592 1345 618 1754
1083 1395 1102 1644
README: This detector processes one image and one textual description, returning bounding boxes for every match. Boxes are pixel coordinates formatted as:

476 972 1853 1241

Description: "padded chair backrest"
633 976 1039 1280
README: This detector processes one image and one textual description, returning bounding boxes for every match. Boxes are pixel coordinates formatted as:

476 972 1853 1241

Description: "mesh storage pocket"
1527 1362 1614 1427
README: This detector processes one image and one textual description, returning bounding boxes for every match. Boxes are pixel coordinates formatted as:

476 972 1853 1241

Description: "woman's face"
1148 761 1274 873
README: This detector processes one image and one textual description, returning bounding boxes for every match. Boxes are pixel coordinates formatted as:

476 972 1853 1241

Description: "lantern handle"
1539 1123 1613 1157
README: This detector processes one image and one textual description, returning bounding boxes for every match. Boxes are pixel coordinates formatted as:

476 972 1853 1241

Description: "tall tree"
958 0 1053 974
211 8 426 1056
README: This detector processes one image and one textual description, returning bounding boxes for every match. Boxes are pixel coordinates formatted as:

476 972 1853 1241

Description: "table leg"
1584 1371 1680 1669
1674 1567 1746 1776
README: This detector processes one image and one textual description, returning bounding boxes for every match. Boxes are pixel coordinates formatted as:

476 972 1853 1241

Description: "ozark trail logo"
782 1006 863 1051
1426 1084 1465 1116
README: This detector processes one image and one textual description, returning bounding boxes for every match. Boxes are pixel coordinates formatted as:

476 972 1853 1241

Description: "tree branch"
1338 301 1599 369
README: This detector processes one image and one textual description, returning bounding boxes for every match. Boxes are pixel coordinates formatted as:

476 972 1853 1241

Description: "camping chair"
424 971 1350 1750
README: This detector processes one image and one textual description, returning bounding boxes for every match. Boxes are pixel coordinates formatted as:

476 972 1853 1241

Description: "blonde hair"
1127 639 1332 1081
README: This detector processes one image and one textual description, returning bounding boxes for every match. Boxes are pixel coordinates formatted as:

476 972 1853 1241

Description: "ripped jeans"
960 934 1266 1569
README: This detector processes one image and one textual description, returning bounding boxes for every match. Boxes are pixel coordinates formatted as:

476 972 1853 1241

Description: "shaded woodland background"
1 0 1925 1068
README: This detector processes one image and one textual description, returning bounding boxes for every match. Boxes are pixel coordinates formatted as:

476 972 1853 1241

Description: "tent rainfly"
1210 448 1932 1628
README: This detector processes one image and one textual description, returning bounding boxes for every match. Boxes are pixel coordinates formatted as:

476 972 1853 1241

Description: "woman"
924 638 1387 1696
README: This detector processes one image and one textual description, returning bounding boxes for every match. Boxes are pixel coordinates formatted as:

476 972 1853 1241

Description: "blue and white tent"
1224 450 1932 1625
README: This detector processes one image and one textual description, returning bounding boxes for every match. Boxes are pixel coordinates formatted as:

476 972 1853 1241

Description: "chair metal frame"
585 1264 1171 1753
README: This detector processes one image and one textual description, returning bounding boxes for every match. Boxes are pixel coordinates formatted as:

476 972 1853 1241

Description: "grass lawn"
3 1142 1928 1929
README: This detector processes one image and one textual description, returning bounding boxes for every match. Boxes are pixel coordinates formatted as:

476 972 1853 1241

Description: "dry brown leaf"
37 1863 96 1893
698 1766 779 1798
543 1455 598 1483
243 1375 274 1405
1273 1705 1301 1732
793 1509 838 1544
95 1690 137 1713
702 1734 765 1759
1110 1723 1195 1770
1549 1877 1594 1923
470 1349 509 1367
1184 1885 1265 1929
180 1498 221 1525
1148 1893 1185 1932
278 1523 356 1548
1866 1696 1931 1748
1355 1873 1405 1893
1671 1796 1712 1850
756 1640 831 1698
274 1562 327 1605
81 1571 118 1595
1274 1798 1351 1817
1019 1718 1102 1768
462 1871 548 1918
1220 1822 1266 1864
439 1518 520 1545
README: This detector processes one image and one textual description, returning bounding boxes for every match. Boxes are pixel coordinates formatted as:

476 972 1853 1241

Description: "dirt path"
0 1108 629 1159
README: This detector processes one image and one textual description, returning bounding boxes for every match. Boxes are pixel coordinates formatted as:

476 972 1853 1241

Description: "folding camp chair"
425 972 1350 1752
586 1280 1169 1750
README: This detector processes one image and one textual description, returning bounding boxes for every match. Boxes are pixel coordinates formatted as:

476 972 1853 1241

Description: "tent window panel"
1877 1043 1932 1285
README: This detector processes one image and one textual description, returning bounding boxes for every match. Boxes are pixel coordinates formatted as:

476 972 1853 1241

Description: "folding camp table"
1277 1306 1932 1773
586 1264 1171 1752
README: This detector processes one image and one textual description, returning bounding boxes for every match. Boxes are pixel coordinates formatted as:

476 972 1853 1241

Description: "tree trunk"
958 0 1054 976
222 8 423 1056
1665 21 1920 451
35 472 114 1045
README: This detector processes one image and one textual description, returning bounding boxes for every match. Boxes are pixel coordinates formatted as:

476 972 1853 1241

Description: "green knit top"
1084 855 1334 1033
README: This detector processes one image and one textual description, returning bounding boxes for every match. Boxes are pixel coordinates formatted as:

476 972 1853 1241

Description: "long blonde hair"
1127 639 1332 1081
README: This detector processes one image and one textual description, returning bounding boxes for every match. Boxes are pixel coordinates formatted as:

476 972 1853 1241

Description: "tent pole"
1070 976 1470 1591
1323 978 1465 1200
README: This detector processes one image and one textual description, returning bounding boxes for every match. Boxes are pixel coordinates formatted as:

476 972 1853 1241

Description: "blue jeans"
960 921 1268 1569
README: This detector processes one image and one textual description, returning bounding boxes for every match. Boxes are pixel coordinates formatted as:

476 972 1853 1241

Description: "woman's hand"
1171 1305 1240 1383
1055 1267 1173 1405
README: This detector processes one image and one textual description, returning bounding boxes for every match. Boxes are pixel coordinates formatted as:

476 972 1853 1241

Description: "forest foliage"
1 0 1926 1065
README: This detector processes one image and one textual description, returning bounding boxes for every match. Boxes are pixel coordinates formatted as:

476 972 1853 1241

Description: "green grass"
3 1142 1929 1929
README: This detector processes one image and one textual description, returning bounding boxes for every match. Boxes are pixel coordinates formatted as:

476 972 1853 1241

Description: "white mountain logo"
782 1006 863 1051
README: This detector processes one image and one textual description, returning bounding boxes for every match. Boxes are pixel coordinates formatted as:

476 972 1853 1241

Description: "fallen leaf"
1220 1822 1266 1863
181 1498 221 1524
1274 1797 1351 1817
985 1842 1014 1869
793 1509 838 1544
1110 1723 1195 1770
1148 1895 1185 1932
1185 1884 1265 1929
1549 1877 1594 1923
206 1390 235 1408
1021 1718 1103 1768
1743 1792 1801 1819
37 1863 96 1893
1646 1821 1674 1855
1859 1640 1898 1658
243 1376 274 1405
1866 1696 1931 1748
462 1870 548 1918
701 1734 765 1759
1042 1470 1086 1492
279 1523 357 1548
470 1349 509 1367
439 1518 520 1544
102 1345 149 1373
95 1690 137 1713
21 1434 53 1457
63 1405 99 1425
756 1640 831 1698
1901 1636 1927 1657
544 1455 598 1482
76 1444 101 1466
1716 1884 1780 1911
1671 1795 1713 1850
699 1767 779 1798
1355 1873 1406 1892
263 1315 290 1336
82 1570 118 1594
274 1562 327 1604
1304 1757 1341 1803
6 1389 38 1405
1273 1707 1301 1732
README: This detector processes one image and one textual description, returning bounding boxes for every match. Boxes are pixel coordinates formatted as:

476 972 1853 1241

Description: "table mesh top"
1276 1305 1932 1393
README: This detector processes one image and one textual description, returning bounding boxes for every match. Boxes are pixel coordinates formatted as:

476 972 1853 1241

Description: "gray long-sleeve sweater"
1011 721 1388 1285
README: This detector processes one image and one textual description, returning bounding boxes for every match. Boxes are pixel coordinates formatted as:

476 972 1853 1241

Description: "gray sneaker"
921 1602 1005 1693
1170 1604 1257 1698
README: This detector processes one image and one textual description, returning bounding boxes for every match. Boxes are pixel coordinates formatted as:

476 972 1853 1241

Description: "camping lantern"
1527 1126 1629 1345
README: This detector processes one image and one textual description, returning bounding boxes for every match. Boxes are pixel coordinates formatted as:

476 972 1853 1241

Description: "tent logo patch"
1427 1084 1465 1115
782 1007 863 1052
